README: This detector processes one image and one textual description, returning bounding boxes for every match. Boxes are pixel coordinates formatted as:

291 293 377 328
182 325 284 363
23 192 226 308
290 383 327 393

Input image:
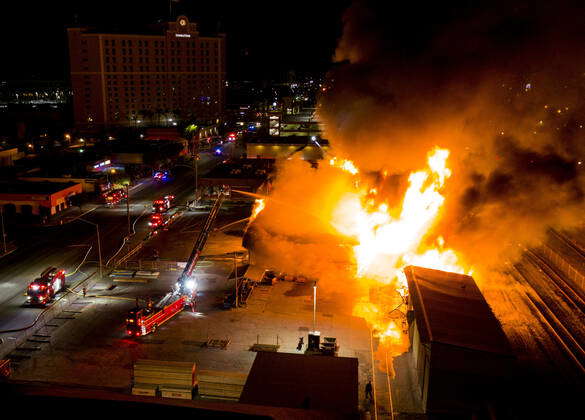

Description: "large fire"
252 147 471 362
330 147 470 353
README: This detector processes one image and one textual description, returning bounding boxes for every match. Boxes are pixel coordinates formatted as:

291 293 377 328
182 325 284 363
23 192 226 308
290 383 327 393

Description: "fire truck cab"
26 267 66 306
126 307 152 337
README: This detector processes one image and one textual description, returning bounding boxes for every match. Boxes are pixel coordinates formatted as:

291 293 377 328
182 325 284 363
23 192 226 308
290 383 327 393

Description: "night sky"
1 0 349 81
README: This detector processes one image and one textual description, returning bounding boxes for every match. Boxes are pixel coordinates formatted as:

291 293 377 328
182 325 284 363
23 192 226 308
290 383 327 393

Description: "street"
0 148 229 336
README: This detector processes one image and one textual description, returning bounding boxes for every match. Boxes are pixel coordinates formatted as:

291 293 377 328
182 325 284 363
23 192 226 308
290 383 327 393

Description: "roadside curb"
0 245 18 259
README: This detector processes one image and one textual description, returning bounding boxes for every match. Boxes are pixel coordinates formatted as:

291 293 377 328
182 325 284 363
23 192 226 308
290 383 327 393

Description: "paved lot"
9 221 381 412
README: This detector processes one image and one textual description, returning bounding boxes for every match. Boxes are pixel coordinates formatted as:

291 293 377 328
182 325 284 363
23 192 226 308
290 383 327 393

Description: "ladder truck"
126 189 228 337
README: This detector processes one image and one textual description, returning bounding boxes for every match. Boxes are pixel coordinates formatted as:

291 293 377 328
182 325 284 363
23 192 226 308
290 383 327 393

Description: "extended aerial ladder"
176 188 227 294
126 188 229 337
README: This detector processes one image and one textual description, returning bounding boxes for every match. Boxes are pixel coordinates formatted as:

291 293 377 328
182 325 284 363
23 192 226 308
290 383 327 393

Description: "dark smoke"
320 0 585 267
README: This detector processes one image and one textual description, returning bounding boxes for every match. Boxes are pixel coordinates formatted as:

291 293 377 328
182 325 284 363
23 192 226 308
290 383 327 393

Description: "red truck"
103 188 127 206
26 267 66 305
126 293 194 337
152 195 175 213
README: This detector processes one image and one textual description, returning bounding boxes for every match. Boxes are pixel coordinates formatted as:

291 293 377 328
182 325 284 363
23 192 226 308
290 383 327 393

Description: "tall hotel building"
68 16 225 130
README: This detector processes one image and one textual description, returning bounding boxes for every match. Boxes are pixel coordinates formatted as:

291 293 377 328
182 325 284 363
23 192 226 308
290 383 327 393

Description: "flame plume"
331 147 470 351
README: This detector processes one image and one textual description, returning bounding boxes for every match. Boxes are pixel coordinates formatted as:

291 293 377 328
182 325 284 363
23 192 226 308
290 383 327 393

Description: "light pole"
0 206 6 254
194 153 199 206
173 157 199 207
126 184 131 236
77 218 103 279
234 251 239 308
313 281 317 332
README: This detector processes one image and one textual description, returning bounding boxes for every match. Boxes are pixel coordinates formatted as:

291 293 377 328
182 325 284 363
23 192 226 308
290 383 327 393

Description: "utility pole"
126 184 131 235
0 206 6 254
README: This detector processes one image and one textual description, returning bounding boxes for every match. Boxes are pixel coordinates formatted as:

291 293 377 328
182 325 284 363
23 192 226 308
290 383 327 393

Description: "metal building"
404 266 516 416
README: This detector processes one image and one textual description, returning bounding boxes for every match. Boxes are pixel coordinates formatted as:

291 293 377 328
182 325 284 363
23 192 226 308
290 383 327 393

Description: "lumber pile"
132 359 196 399
197 369 247 401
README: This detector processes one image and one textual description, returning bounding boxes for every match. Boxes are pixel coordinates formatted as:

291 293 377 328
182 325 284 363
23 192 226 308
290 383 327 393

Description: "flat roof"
247 136 330 146
0 181 80 195
404 266 513 356
202 159 273 180
240 352 358 414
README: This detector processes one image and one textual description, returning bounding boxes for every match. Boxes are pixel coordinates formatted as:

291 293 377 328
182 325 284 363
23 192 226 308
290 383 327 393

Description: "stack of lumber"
132 359 196 399
197 370 247 401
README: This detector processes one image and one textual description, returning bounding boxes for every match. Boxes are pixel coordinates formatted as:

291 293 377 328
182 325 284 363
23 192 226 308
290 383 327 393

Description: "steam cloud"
248 0 584 298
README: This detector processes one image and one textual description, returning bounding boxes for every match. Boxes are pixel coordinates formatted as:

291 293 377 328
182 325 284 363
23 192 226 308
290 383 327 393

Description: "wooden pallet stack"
197 370 248 401
132 359 196 399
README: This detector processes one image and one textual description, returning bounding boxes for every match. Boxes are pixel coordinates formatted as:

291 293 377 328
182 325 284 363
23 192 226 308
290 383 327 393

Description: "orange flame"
330 147 469 349
250 198 266 221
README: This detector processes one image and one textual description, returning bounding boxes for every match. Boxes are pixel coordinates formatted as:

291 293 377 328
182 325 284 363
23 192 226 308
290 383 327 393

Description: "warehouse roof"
404 266 513 356
240 352 358 415
0 181 80 195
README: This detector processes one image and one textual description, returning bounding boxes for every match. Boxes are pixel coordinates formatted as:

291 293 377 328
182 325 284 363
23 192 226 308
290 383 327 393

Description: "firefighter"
297 336 304 351
365 381 373 401
82 287 87 298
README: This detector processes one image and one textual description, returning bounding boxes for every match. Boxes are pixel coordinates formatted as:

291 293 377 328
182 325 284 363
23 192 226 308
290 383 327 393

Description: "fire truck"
103 188 127 206
26 267 66 305
126 294 194 337
126 188 229 337
152 195 175 213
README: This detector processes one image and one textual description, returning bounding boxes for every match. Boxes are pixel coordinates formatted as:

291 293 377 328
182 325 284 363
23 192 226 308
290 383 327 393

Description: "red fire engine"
126 294 193 337
103 189 127 206
126 188 229 337
152 195 175 213
26 267 66 305
148 212 170 230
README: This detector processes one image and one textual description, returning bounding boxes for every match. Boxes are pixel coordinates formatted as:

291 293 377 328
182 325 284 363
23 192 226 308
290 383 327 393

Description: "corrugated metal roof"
405 266 513 356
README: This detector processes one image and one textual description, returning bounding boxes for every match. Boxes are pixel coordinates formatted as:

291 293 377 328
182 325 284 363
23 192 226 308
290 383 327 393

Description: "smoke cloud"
247 0 585 316
319 0 585 267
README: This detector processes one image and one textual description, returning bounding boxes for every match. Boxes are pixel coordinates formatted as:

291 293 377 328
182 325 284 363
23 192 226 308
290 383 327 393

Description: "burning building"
404 266 515 415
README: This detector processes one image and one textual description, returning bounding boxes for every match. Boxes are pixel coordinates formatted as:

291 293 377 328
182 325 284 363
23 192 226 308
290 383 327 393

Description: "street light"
0 206 7 254
76 218 103 279
173 156 199 207
313 280 317 332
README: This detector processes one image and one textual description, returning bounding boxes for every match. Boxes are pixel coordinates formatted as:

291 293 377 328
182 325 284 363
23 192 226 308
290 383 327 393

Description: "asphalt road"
0 148 230 333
